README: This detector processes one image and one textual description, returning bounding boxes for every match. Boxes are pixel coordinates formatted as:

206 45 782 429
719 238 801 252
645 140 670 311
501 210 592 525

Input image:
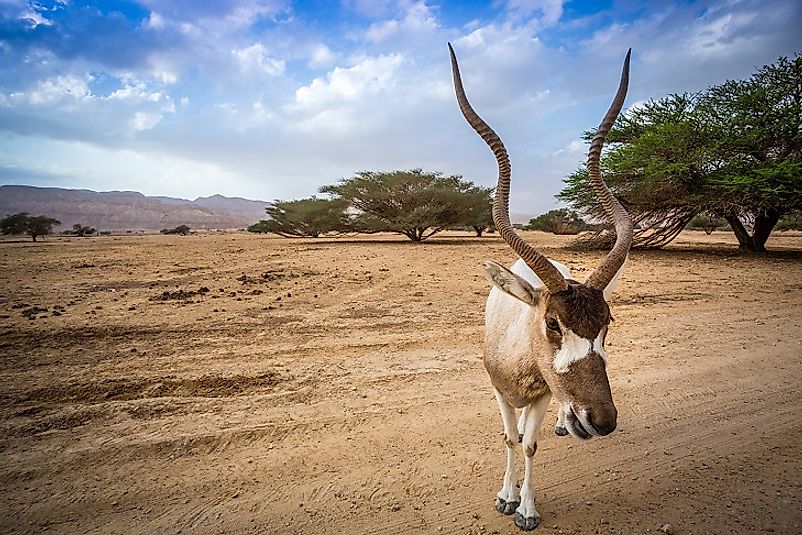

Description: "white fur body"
483 257 623 529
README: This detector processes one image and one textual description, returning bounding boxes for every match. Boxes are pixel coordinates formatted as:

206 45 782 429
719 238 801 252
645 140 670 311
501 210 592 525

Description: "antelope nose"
589 405 618 436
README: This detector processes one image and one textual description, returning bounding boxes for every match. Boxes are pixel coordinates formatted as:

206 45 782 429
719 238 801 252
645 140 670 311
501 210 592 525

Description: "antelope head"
450 44 634 440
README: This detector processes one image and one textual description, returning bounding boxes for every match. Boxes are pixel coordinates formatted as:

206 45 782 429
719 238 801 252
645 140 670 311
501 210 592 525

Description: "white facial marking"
592 331 608 364
553 329 607 373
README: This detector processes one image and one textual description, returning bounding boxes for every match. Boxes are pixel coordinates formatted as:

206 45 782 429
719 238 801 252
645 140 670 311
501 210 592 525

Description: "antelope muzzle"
561 401 618 440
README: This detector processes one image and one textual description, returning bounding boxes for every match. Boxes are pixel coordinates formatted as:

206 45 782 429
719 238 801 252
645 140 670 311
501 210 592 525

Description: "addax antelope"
449 44 634 531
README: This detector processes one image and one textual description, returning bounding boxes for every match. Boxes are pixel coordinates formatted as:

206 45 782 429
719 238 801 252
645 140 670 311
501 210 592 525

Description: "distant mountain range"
0 185 268 231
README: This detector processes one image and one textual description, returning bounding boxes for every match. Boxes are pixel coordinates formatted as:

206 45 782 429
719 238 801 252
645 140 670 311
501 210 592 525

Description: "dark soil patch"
9 371 289 404
150 287 210 301
236 268 316 285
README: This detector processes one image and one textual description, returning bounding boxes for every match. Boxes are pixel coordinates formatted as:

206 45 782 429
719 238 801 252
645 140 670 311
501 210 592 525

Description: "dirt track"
1 231 801 535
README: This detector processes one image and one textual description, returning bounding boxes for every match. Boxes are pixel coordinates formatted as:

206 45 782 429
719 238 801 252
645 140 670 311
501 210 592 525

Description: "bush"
526 209 594 235
776 216 802 231
70 223 97 236
161 224 191 235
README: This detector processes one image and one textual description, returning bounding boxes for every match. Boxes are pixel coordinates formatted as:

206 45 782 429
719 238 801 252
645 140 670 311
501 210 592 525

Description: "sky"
0 0 800 215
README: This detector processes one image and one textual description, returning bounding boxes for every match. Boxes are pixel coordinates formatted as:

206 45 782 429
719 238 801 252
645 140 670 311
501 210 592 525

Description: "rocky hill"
0 185 268 231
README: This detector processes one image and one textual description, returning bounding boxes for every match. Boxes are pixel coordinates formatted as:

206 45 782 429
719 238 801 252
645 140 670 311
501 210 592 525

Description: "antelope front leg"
517 406 527 443
493 389 519 515
515 394 551 531
555 403 569 436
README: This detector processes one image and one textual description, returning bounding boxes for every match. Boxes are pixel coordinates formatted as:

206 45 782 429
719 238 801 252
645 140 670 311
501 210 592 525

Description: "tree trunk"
473 226 484 237
725 208 780 253
30 233 37 242
751 207 780 253
403 229 423 242
725 215 754 251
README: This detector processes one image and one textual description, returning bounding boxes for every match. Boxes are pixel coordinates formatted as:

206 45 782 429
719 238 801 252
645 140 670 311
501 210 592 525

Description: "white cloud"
146 56 180 84
232 43 286 76
136 0 291 30
129 111 163 132
343 0 396 18
290 54 404 112
505 0 564 25
308 44 337 68
106 81 164 102
18 5 53 28
26 75 93 105
364 1 438 44
685 10 759 58
553 139 585 156
144 12 166 30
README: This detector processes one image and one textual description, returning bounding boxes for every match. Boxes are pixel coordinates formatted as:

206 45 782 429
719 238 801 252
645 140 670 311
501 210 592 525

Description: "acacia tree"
561 94 711 248
459 186 494 236
248 197 349 238
0 212 61 242
560 54 802 252
322 169 487 242
527 208 595 235
700 55 802 251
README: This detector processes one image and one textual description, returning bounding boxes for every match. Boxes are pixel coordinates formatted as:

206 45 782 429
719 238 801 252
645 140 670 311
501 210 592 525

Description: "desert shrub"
70 223 97 236
161 225 191 235
775 216 802 230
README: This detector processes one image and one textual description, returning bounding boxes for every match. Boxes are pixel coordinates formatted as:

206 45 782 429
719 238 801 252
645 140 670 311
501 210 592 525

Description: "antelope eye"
546 317 561 334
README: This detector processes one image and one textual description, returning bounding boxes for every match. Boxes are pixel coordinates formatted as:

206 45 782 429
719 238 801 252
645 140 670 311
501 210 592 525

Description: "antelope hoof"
518 433 523 443
495 497 519 515
555 425 568 437
514 511 541 531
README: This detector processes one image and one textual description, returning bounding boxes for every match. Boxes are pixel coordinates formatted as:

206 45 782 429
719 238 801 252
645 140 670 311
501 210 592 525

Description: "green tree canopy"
451 185 494 236
160 224 191 235
321 169 488 242
248 197 349 238
71 223 97 236
0 212 61 242
526 208 595 235
559 54 802 252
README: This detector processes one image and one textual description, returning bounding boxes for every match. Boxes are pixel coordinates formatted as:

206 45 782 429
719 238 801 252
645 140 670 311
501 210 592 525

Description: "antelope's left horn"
584 50 634 291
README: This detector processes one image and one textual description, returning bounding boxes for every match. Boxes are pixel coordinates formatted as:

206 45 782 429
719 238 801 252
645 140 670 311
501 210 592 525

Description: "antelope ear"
484 260 543 307
602 259 626 301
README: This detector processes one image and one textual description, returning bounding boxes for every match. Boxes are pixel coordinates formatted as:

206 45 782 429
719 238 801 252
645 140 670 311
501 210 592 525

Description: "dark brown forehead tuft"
548 283 610 339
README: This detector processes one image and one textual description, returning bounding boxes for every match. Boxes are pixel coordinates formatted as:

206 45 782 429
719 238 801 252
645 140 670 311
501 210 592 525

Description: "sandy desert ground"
1 230 801 535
